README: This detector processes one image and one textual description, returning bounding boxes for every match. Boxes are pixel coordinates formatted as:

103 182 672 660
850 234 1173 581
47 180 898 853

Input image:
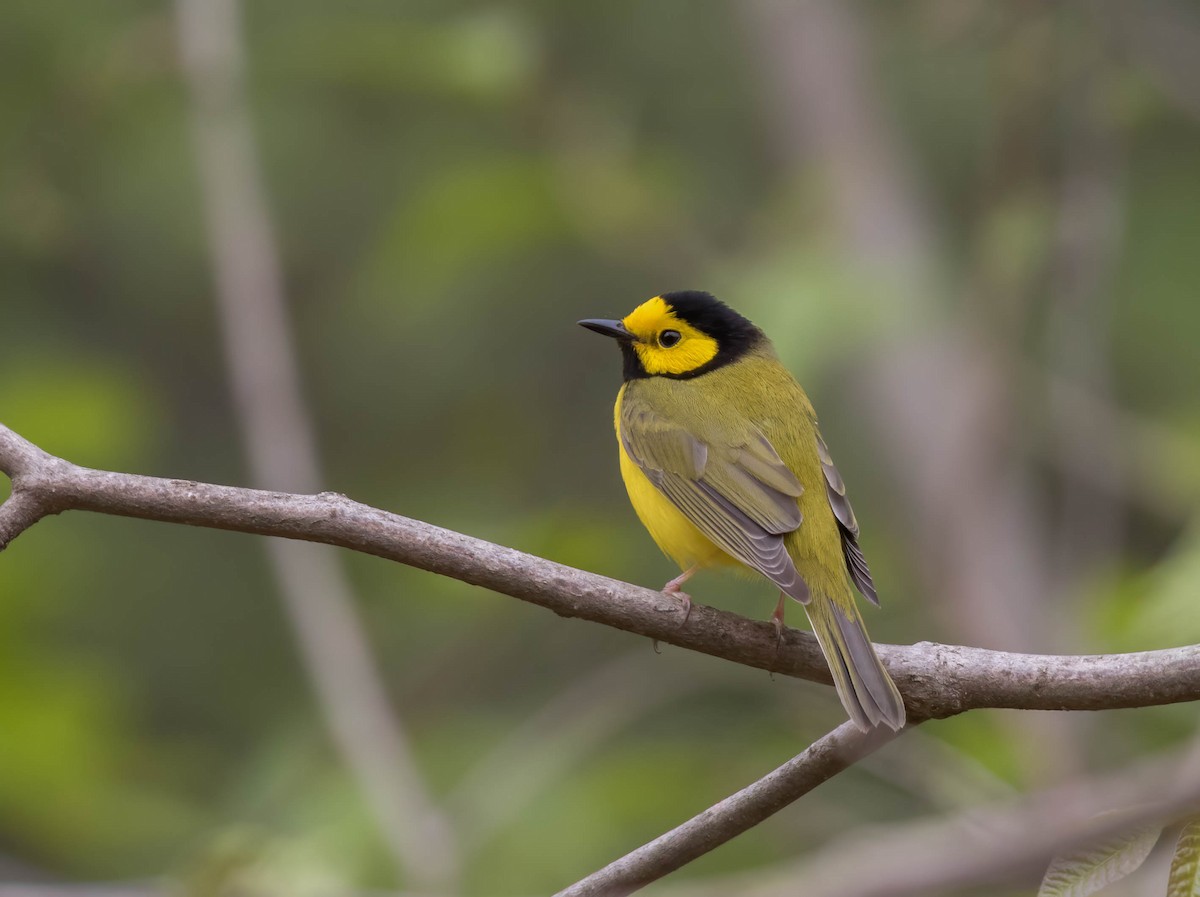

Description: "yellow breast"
614 385 738 571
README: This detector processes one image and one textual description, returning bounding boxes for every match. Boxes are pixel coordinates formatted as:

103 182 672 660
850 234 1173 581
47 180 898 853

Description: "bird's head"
579 290 763 380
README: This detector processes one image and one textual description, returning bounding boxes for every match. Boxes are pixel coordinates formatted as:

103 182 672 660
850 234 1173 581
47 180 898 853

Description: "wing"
620 390 810 603
816 432 879 606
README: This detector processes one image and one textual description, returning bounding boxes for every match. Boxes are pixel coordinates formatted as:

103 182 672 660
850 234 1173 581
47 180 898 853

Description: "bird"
579 290 905 731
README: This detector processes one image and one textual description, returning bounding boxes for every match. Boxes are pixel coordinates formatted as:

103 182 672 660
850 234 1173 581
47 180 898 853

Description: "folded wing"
816 432 879 606
620 393 810 603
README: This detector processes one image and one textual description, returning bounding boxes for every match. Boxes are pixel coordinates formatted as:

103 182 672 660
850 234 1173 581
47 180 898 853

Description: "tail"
803 596 906 731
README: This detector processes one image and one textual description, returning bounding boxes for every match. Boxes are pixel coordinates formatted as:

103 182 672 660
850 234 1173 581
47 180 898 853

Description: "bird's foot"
770 592 788 654
662 567 698 627
662 581 693 627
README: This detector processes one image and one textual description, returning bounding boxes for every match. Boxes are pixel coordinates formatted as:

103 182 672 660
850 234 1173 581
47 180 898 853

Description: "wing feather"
620 393 809 604
734 432 806 498
816 432 879 606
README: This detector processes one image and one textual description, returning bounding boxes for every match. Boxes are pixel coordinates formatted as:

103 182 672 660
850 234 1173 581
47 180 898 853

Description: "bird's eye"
658 330 682 348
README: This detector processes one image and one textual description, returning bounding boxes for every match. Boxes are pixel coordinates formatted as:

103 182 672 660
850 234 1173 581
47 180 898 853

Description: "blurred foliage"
1038 822 1162 897
2 0 1199 894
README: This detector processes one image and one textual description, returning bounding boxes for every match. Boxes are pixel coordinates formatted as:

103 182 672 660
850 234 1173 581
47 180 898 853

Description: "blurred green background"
3 1 1200 894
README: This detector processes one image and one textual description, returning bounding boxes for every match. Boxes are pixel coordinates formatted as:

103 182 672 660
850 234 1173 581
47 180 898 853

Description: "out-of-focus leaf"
360 157 565 300
1168 817 1200 897
176 825 354 897
0 355 160 469
1037 822 1162 897
1112 526 1200 651
271 11 538 99
977 192 1054 299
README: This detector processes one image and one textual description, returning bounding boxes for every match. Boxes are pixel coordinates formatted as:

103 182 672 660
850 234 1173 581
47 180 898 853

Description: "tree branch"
0 426 67 547
3 421 1200 893
668 737 1200 897
2 423 1198 719
555 721 902 897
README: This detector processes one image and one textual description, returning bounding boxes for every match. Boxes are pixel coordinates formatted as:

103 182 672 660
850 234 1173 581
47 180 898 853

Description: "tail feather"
804 598 906 731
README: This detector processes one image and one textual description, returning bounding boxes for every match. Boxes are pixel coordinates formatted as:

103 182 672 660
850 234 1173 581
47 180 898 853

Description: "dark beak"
578 318 633 340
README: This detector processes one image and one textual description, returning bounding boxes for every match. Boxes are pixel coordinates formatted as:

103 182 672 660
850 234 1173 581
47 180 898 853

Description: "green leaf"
1038 824 1163 897
1168 818 1200 897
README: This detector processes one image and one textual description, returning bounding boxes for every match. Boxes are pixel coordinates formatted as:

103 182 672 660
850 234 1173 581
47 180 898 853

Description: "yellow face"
621 297 719 376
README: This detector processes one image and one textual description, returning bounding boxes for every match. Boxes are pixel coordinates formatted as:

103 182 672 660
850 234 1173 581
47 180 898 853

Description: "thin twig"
555 722 902 897
662 739 1200 897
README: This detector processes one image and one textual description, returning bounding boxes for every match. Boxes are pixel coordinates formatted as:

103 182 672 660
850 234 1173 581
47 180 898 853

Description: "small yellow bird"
580 291 905 731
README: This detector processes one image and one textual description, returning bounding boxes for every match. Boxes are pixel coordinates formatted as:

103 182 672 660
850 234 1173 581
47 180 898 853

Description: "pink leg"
771 592 787 650
662 565 698 626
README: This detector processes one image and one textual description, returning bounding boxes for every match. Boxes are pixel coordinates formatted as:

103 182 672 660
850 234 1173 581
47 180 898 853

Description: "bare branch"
0 426 51 479
0 488 52 552
0 427 65 548
2 422 1199 893
555 722 902 897
666 740 1200 897
1 423 1198 719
